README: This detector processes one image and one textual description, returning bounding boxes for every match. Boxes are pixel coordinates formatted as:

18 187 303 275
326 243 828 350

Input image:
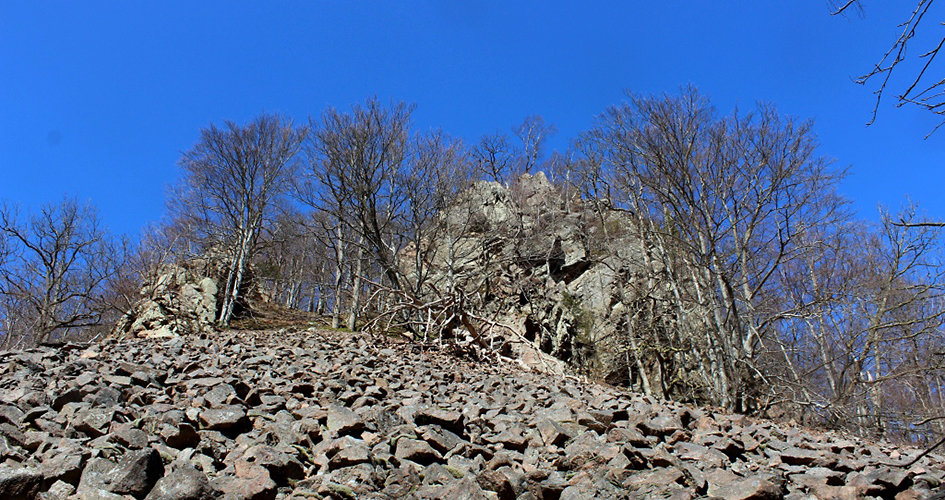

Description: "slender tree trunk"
219 231 253 327
347 233 365 331
331 223 345 329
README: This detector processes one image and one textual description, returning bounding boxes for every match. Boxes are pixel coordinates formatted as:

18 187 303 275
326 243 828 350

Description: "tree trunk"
347 234 365 331
331 223 345 330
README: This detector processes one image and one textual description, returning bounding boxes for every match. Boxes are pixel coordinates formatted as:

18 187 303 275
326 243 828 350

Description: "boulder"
0 466 43 500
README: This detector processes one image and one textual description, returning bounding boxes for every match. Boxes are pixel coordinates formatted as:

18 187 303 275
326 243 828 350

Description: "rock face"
112 258 222 339
1 329 943 499
408 172 691 395
112 253 266 339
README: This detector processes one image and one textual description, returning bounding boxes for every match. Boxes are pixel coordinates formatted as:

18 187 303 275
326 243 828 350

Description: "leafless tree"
304 98 412 298
774 204 945 440
300 99 476 333
254 208 322 310
169 113 306 327
515 114 557 175
0 197 121 346
833 1 945 134
471 132 516 184
399 130 471 296
471 115 558 185
577 86 847 412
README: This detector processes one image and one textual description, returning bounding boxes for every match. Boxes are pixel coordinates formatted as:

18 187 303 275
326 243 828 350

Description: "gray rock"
112 426 150 449
76 458 117 497
203 384 236 407
433 476 492 500
107 448 165 497
476 469 515 500
536 418 573 447
0 321 942 500
415 407 464 434
40 449 87 486
144 466 213 500
198 406 248 433
37 479 74 500
708 475 783 500
421 463 458 485
418 425 464 454
328 442 372 470
0 466 43 500
0 405 25 425
395 438 442 465
239 445 304 485
675 441 730 468
639 414 684 438
211 460 276 500
72 408 114 438
160 423 200 449
326 404 364 436
778 446 821 466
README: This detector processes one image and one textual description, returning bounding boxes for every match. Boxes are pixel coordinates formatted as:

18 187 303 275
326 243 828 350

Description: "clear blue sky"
1 2 943 236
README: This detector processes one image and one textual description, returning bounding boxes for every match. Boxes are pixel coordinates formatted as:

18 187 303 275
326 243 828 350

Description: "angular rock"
160 423 200 449
675 441 730 468
395 438 442 465
708 475 782 500
416 407 464 435
40 449 87 486
433 476 493 500
328 443 372 470
639 414 684 438
112 426 150 450
38 479 75 500
537 418 573 447
72 408 114 438
477 469 515 500
144 466 213 500
326 405 364 436
240 445 304 485
418 425 464 454
778 446 821 466
211 460 276 500
107 448 165 497
623 466 685 489
0 466 43 500
198 405 249 433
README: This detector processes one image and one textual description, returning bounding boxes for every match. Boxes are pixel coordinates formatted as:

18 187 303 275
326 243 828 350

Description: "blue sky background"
1 2 943 236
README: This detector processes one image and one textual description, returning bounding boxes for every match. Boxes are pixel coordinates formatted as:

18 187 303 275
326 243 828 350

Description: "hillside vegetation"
1 88 944 446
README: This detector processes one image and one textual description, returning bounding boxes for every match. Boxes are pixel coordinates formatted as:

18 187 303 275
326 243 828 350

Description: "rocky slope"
0 328 943 499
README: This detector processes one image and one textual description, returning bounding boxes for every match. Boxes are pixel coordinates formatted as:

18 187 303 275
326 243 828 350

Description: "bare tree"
304 98 413 296
577 87 846 412
170 113 305 327
254 208 323 310
774 204 945 440
471 115 558 185
0 197 121 346
515 115 557 175
471 132 516 184
399 130 471 296
833 1 945 133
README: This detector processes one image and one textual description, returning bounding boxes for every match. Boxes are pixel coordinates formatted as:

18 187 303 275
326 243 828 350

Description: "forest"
1 87 943 448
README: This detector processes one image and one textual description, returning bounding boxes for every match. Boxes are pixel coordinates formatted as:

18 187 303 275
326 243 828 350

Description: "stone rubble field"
0 329 943 499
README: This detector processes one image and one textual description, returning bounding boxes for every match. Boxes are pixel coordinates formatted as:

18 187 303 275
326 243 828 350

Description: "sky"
1 1 943 237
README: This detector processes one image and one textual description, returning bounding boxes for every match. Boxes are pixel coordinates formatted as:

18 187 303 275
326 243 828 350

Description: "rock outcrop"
112 254 265 339
0 328 942 499
411 172 690 396
112 259 221 339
